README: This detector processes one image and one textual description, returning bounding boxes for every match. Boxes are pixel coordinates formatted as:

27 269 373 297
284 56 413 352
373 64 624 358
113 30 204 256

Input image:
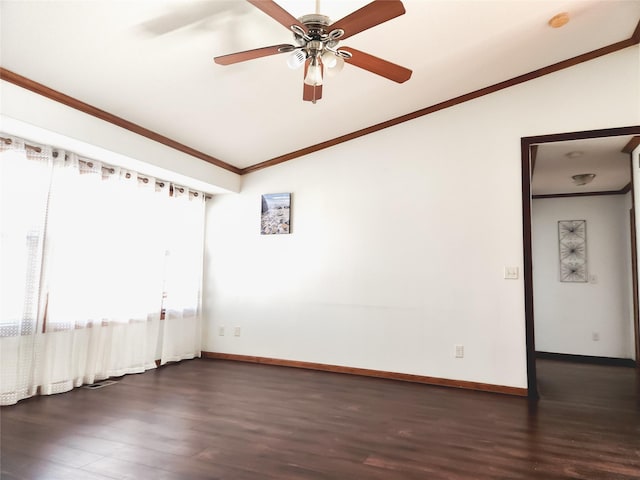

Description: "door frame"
521 125 640 398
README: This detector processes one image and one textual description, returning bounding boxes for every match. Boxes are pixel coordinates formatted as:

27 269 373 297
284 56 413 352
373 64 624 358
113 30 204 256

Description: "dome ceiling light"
572 173 596 186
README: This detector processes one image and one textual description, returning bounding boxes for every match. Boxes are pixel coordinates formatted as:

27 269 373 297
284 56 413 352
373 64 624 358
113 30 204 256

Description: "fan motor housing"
294 14 343 50
298 14 331 40
299 14 331 28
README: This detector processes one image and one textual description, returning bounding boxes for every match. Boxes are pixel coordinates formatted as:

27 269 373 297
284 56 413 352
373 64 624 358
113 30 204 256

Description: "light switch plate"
504 266 519 279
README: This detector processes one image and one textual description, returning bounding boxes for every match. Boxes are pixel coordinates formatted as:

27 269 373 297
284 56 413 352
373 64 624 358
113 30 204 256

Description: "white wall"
532 195 634 359
0 81 241 194
203 47 640 390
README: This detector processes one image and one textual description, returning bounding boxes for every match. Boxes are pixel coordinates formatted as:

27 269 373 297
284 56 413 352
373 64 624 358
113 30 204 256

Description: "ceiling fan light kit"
287 49 307 69
320 49 338 68
305 56 324 86
214 0 412 103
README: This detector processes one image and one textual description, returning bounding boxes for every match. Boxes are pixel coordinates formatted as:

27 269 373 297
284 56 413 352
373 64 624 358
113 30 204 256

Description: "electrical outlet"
234 326 241 337
218 326 225 336
455 344 464 358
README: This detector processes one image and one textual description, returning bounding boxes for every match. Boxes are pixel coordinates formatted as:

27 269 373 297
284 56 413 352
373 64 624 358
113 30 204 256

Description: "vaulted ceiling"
1 1 639 174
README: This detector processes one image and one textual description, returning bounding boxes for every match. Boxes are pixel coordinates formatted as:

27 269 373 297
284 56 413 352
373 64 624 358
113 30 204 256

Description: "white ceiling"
532 136 633 195
1 0 639 171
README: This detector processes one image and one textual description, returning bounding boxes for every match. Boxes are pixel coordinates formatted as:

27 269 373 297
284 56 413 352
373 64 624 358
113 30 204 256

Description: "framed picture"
558 220 587 282
261 193 291 235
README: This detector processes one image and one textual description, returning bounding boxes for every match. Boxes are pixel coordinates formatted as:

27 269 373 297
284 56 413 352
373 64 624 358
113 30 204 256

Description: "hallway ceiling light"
571 173 596 186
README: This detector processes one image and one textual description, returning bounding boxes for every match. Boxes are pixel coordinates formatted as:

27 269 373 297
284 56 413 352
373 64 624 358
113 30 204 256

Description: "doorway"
521 126 640 398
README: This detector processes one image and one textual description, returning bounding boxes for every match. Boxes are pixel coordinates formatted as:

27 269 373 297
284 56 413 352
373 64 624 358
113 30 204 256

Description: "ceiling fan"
213 0 412 103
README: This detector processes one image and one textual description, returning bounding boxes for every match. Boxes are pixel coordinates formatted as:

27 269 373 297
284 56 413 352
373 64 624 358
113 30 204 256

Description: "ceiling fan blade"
303 61 323 103
343 47 412 83
330 0 406 40
214 44 295 65
247 0 308 34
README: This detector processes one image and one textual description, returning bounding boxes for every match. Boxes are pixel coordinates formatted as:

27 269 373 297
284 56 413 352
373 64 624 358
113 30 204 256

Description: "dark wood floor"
1 358 639 480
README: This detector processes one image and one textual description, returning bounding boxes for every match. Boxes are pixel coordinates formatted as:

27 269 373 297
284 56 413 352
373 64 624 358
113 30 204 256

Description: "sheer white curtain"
0 139 52 405
0 135 205 405
160 186 205 364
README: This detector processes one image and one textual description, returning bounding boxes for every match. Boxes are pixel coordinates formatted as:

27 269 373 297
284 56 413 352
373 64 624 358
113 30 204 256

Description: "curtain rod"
0 135 211 199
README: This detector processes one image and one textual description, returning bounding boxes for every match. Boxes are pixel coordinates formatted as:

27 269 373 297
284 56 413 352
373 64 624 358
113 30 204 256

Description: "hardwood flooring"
1 358 639 479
